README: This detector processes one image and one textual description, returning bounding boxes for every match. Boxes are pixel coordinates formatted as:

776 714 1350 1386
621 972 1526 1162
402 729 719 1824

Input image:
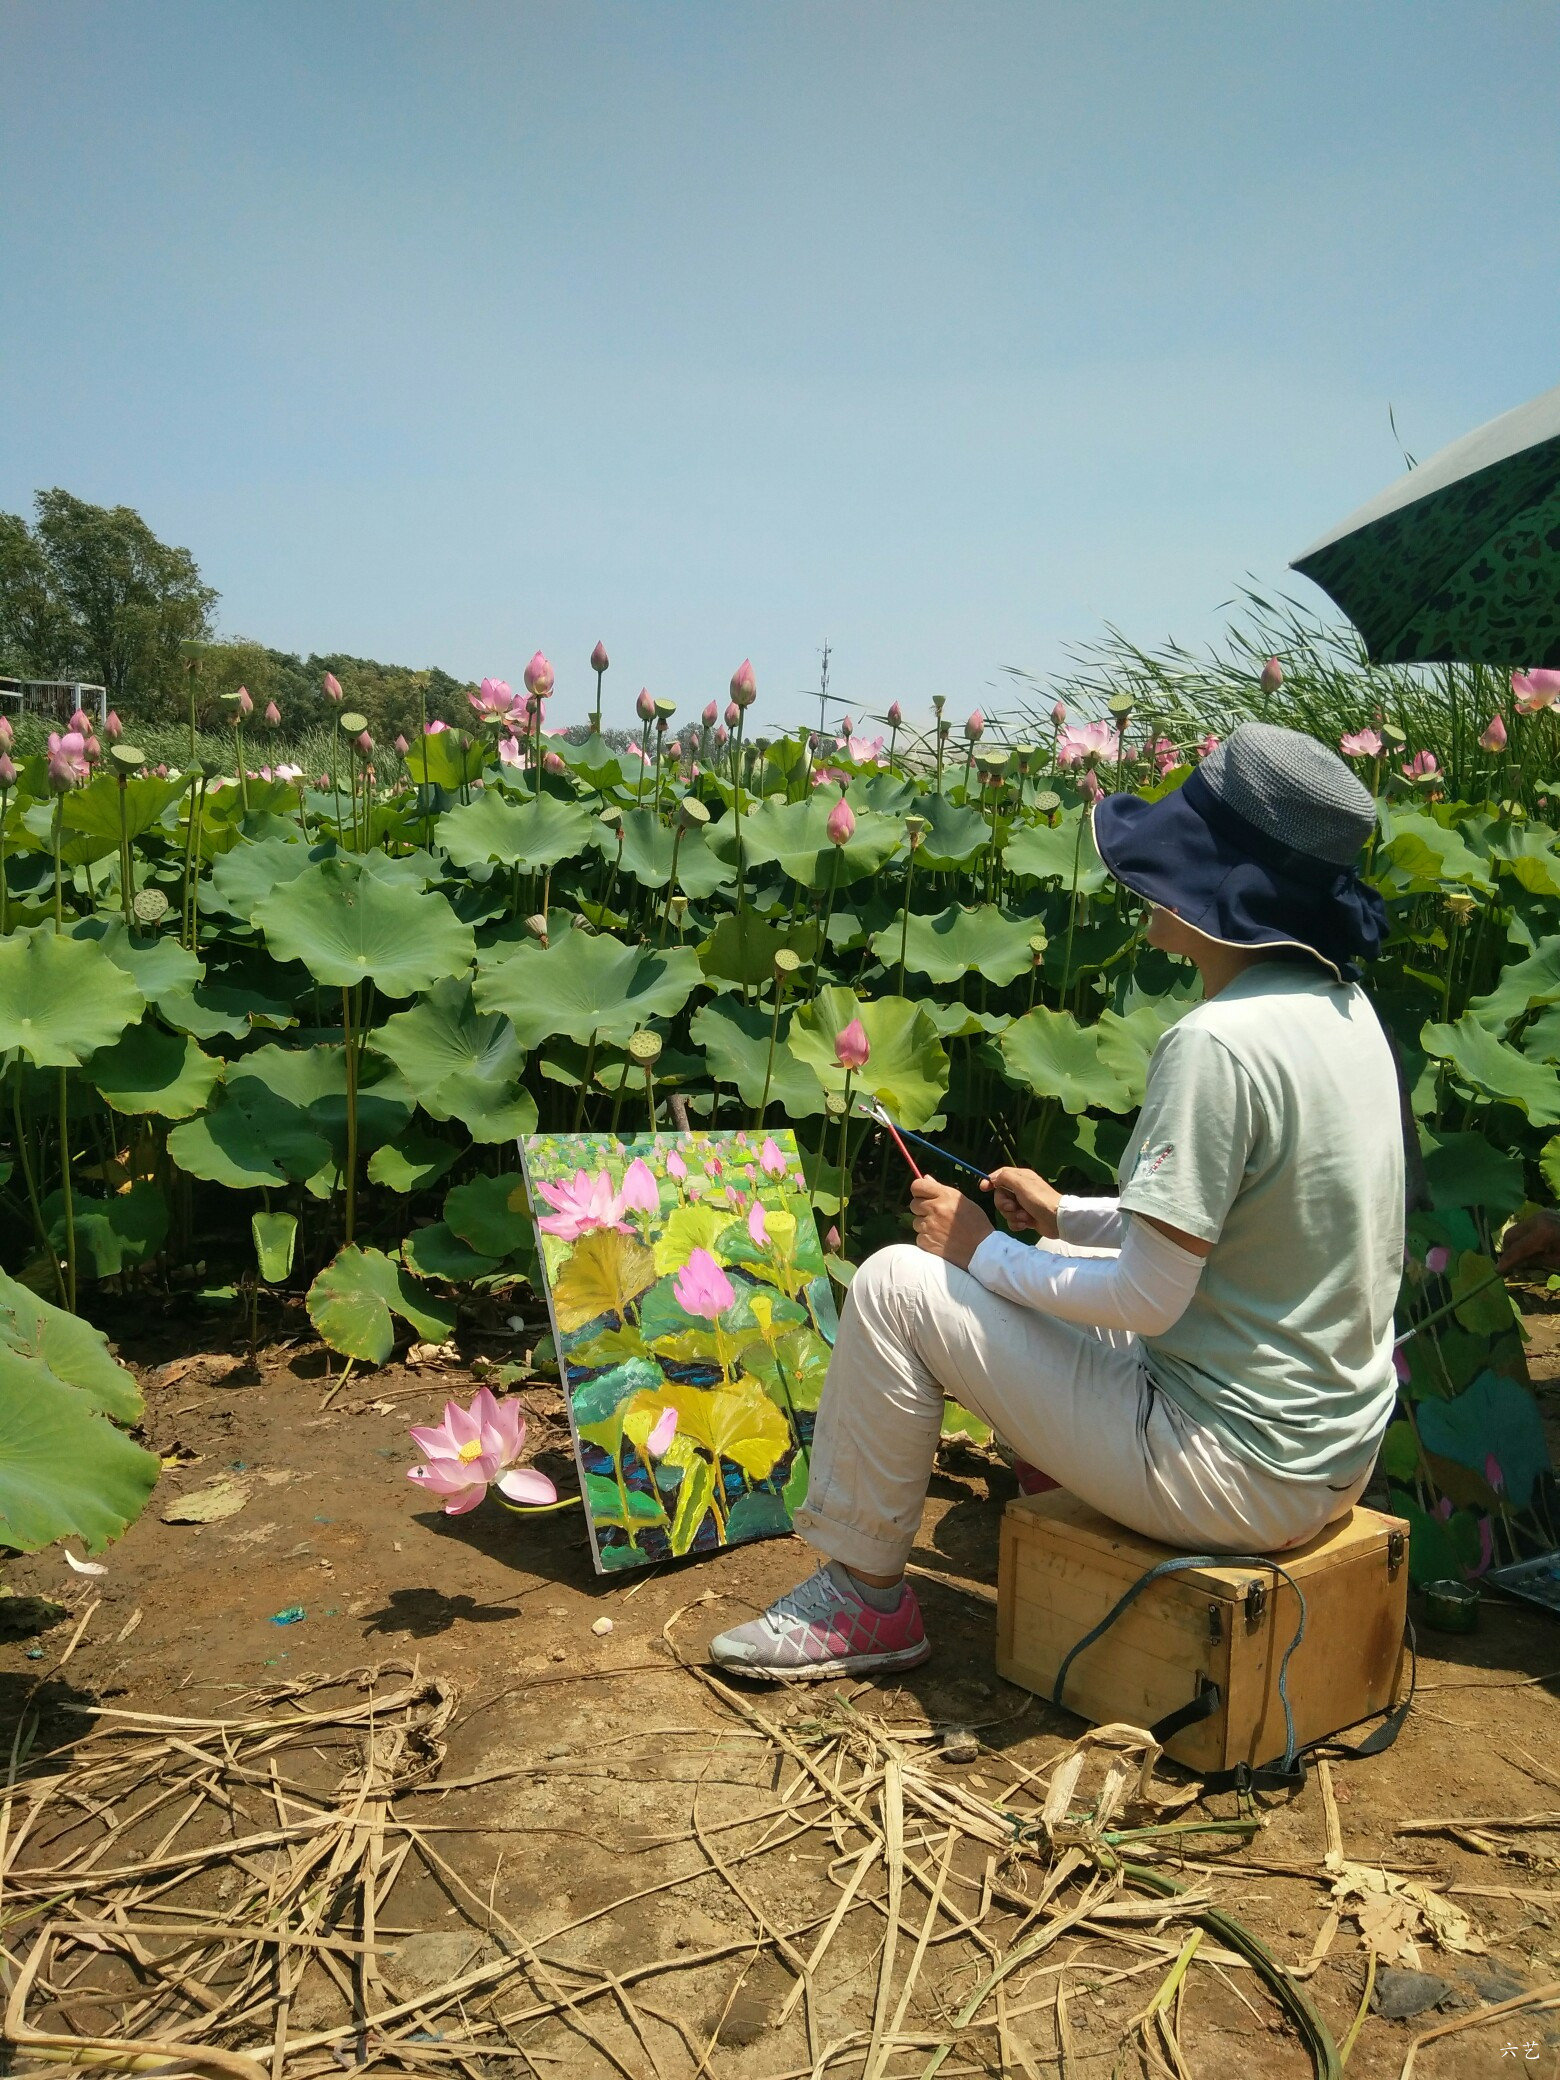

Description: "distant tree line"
0 490 475 742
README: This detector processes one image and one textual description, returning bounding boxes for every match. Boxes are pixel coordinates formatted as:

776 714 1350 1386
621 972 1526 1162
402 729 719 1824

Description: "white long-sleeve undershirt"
1056 1194 1127 1249
967 1214 1205 1336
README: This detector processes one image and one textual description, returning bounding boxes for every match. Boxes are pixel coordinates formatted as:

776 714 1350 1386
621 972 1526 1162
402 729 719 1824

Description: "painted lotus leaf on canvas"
521 1128 834 1574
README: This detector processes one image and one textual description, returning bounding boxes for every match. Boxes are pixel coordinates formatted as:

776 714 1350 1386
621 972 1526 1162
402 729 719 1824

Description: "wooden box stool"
996 1489 1410 1776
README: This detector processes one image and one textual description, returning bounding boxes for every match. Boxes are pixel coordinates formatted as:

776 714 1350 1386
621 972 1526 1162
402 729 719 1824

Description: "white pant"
794 1244 1377 1577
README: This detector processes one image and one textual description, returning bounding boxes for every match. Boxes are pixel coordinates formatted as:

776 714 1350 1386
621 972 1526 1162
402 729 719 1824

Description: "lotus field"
6 653 1560 1582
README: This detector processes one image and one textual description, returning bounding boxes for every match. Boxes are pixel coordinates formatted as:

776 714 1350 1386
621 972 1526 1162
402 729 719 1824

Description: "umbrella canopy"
1292 381 1560 667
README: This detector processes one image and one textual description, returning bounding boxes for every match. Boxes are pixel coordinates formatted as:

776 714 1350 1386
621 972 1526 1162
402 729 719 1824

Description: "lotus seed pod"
1443 890 1476 921
1029 933 1048 961
824 1090 848 1118
599 804 623 827
655 696 677 720
677 795 710 829
133 887 170 925
1107 692 1134 719
628 1029 663 1064
668 893 689 920
905 813 929 850
339 710 368 734
937 718 951 739
525 913 550 947
110 743 145 771
773 947 802 980
1033 789 1061 814
932 694 946 716
1381 720 1407 748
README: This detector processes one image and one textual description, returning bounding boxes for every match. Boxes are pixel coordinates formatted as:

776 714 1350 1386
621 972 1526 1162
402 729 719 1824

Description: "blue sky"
4 3 1557 730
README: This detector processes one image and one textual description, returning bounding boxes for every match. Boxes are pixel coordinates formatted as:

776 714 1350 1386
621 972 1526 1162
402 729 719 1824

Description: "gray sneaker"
709 1562 931 1682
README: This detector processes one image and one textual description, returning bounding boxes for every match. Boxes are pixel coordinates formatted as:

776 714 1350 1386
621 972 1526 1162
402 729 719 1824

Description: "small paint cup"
1421 1579 1479 1633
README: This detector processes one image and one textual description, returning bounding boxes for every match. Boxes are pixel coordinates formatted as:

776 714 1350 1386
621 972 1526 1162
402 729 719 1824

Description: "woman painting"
712 722 1404 1680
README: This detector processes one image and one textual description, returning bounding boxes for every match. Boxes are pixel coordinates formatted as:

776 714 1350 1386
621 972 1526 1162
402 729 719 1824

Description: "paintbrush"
860 1099 992 1183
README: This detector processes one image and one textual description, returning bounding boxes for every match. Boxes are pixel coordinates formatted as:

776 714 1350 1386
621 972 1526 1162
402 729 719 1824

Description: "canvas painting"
519 1128 836 1574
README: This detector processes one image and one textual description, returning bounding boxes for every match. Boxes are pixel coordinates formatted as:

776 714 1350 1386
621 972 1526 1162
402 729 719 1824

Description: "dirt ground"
8 1293 1560 2077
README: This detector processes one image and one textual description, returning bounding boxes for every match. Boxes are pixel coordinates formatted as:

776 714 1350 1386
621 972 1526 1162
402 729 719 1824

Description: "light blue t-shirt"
1116 963 1404 1483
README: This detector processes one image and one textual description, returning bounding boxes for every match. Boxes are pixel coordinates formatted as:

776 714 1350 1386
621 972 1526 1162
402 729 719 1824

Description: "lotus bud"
525 912 550 948
702 700 718 727
543 749 566 774
826 794 856 845
637 688 656 722
84 735 102 762
666 739 682 759
1259 656 1283 693
887 701 904 726
394 733 409 755
730 658 757 708
834 1018 870 1071
1480 714 1509 753
0 716 10 750
323 671 343 702
0 754 15 788
964 709 985 742
826 1225 842 1252
69 707 91 734
1051 700 1067 726
714 724 729 748
356 730 373 755
524 652 555 698
839 715 854 737
724 701 740 730
905 813 929 851
231 686 252 719
263 699 281 728
104 709 122 741
590 640 609 673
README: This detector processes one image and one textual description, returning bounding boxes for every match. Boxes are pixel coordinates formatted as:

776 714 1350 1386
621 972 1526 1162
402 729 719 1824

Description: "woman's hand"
910 1175 993 1268
981 1166 1062 1237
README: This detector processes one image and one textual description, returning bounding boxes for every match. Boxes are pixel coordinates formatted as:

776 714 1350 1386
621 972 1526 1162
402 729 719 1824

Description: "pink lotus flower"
702 700 718 726
47 730 90 790
759 1136 786 1177
747 1200 769 1248
0 716 11 750
644 1407 678 1458
471 677 518 722
826 794 856 845
1393 1346 1411 1384
274 762 303 780
637 688 656 722
407 1387 556 1513
323 672 343 702
543 749 566 774
964 709 985 742
497 735 525 767
1485 1452 1505 1495
0 754 15 788
1197 733 1221 758
524 652 555 699
591 640 609 672
1425 1244 1450 1274
394 733 409 755
706 1156 723 1177
1260 657 1283 693
263 699 281 727
1480 714 1508 753
1402 749 1439 781
887 701 903 726
844 733 885 763
84 735 102 762
666 740 682 759
535 1167 630 1240
834 1018 870 1071
1056 718 1117 767
1078 769 1103 803
1512 669 1560 713
1148 736 1179 776
1339 727 1383 758
620 1157 660 1216
730 659 757 708
667 1149 688 1181
674 1247 735 1320
234 686 253 718
69 707 91 733
104 710 122 741
425 718 449 733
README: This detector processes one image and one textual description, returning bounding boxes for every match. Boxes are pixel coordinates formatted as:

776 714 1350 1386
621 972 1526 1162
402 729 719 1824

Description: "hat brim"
1092 782 1356 980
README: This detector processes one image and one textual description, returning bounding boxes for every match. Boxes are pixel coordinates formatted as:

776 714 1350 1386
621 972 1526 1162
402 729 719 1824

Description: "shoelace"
763 1568 855 1642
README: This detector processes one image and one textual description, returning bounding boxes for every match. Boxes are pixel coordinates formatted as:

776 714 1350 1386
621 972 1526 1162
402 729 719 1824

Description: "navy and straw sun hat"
1092 720 1389 982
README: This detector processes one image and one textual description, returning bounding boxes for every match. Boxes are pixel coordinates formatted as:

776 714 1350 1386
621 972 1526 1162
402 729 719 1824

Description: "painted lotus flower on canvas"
521 1129 835 1574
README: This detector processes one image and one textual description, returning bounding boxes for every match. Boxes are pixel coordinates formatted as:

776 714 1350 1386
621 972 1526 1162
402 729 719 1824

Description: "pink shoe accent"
1013 1458 1061 1495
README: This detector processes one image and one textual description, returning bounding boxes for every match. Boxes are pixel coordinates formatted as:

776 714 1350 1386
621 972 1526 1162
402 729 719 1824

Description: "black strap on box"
1049 1553 1415 1795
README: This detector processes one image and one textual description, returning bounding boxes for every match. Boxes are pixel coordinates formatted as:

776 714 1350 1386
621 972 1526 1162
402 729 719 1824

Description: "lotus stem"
51 795 65 933
0 783 10 936
341 986 358 1244
1058 808 1086 1004
13 1071 66 1308
573 1030 598 1130
896 851 917 996
643 1061 658 1131
58 1069 76 1312
116 769 134 929
635 720 652 806
835 1075 854 1249
756 981 786 1126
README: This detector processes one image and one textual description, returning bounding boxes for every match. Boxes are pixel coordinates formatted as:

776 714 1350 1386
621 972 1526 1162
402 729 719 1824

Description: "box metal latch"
1387 1529 1406 1578
1243 1580 1267 1631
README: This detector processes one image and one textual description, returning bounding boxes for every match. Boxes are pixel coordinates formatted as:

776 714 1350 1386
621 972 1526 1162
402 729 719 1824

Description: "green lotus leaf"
557 732 631 789
71 918 203 1010
688 998 828 1118
236 1045 413 1158
1487 821 1560 897
0 1264 142 1423
404 730 485 790
86 1024 221 1119
0 928 145 1067
205 833 312 920
849 771 919 815
306 1244 454 1364
61 772 190 844
1386 1487 1483 1587
592 808 734 898
724 1490 791 1544
443 1173 534 1261
368 1128 459 1193
1378 1419 1420 1483
253 1211 298 1284
709 795 903 887
167 1083 334 1192
475 934 702 1046
1416 1367 1548 1510
997 1006 1142 1115
1450 1249 1516 1335
1468 936 1560 1030
1419 1131 1527 1218
436 788 594 871
44 1181 168 1281
739 1326 832 1414
403 1223 500 1281
869 904 1038 987
0 1345 159 1554
159 979 296 1040
698 914 818 989
786 986 949 1130
1378 810 1491 892
909 794 993 872
373 979 535 1142
917 1002 1012 1039
667 1454 716 1555
252 857 475 998
1003 809 1111 893
1421 1015 1560 1126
